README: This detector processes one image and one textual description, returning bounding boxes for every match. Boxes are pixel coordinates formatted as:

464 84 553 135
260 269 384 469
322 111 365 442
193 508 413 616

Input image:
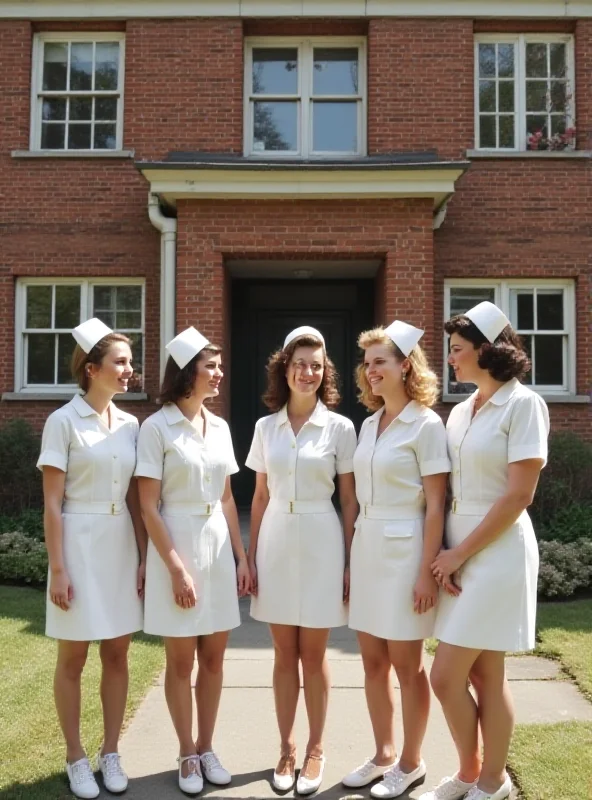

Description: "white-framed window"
474 34 575 151
15 278 144 392
444 279 576 395
244 37 366 158
30 32 125 151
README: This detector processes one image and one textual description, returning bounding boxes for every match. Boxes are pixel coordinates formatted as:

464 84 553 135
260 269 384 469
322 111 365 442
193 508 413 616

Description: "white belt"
63 501 127 516
269 499 334 514
160 502 222 517
451 499 494 515
361 503 424 520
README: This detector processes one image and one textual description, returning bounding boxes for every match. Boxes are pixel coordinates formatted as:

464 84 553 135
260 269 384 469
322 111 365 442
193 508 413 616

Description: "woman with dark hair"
246 326 358 795
135 327 249 796
420 302 550 800
37 318 145 799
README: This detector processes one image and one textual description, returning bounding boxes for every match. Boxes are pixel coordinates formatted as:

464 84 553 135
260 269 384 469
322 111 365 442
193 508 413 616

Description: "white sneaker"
464 775 512 800
66 757 100 799
419 774 478 800
177 755 203 795
273 751 297 791
342 758 397 788
371 759 427 798
296 754 326 795
98 751 128 793
200 750 231 785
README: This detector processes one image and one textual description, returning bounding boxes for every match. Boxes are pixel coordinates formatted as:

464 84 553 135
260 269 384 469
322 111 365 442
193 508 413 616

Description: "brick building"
0 1 590 503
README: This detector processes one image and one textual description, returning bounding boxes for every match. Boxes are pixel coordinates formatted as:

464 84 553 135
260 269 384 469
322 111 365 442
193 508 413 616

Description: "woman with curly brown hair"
342 321 451 800
420 302 549 800
246 326 358 796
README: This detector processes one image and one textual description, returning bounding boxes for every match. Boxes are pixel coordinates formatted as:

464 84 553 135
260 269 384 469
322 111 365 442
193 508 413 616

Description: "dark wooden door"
230 279 374 506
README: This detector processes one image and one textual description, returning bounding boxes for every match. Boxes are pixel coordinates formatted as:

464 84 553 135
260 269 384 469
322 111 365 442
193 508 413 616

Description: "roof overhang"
137 157 469 212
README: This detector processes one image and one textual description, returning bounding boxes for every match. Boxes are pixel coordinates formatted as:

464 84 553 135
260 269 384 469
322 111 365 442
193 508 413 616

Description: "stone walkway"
118 597 592 800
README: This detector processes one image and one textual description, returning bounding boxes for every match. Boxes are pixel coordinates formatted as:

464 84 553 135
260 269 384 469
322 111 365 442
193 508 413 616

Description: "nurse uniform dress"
434 379 549 652
349 401 450 641
246 400 357 628
37 394 143 641
135 403 241 637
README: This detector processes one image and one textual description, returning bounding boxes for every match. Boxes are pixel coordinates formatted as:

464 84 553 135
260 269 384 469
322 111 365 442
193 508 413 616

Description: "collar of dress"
369 400 422 426
71 393 125 421
161 402 221 428
471 378 519 409
276 400 329 428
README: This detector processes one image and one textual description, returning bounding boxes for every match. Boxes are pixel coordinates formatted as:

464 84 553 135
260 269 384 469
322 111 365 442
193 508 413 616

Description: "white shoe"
296 754 326 796
98 751 128 793
371 759 427 798
66 758 100 799
342 758 397 788
200 750 231 785
177 755 203 795
273 751 297 791
418 774 479 800
464 775 512 800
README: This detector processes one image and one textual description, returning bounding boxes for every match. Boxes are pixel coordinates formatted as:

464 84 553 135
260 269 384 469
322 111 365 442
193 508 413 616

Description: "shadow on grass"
0 773 74 800
536 599 592 637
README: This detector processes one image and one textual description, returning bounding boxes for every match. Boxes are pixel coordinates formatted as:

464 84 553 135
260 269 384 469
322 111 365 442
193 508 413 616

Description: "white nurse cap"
465 301 510 343
72 318 113 354
166 326 210 369
384 320 424 357
283 326 325 350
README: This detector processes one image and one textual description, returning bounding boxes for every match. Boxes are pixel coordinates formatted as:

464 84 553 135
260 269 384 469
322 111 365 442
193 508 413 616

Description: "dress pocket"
382 520 415 566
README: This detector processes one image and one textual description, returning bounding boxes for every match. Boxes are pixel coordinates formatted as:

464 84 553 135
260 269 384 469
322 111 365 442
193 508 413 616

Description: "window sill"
11 149 135 159
466 149 592 159
2 392 149 402
442 393 590 404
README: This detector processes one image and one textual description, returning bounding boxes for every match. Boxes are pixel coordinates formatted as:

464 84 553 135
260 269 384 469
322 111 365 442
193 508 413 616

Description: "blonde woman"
342 321 452 800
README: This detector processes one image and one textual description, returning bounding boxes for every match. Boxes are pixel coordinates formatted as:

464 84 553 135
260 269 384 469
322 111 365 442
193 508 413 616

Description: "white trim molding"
2 0 591 19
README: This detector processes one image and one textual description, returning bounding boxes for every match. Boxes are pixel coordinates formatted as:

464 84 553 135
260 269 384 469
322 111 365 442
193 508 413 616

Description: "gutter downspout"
148 193 177 379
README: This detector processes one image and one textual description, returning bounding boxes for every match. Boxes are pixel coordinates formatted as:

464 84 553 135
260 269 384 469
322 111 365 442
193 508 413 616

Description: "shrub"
0 531 47 585
0 510 44 540
538 540 592 599
0 419 42 515
536 503 592 544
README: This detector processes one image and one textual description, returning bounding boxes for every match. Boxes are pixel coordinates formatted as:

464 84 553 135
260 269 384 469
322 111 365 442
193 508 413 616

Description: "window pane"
93 286 115 310
313 48 358 95
516 293 534 329
522 335 533 385
95 42 119 91
312 102 357 152
57 334 76 383
450 286 496 317
498 44 515 78
537 292 564 330
550 43 566 78
27 334 55 384
94 124 117 150
27 285 52 328
526 81 547 112
550 81 566 112
252 48 298 95
42 43 68 90
70 42 93 91
68 124 92 149
41 123 65 149
55 285 80 328
479 81 495 112
478 44 496 77
551 116 567 137
526 115 547 139
95 311 115 328
95 97 117 121
42 98 66 121
499 116 514 148
70 97 92 121
114 285 142 311
534 335 563 385
253 101 297 151
526 43 548 78
116 311 142 329
499 82 514 112
479 115 496 148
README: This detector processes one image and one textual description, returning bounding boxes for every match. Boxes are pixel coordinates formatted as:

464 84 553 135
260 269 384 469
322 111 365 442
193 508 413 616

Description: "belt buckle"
452 498 458 514
206 503 212 515
364 504 368 518
289 501 294 514
111 503 115 515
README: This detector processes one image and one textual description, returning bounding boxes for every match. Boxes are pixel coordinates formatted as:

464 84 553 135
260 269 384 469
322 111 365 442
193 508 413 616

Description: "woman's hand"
236 557 251 597
413 569 438 614
50 568 73 610
248 558 258 597
431 548 466 589
171 568 197 609
137 560 146 599
343 565 351 604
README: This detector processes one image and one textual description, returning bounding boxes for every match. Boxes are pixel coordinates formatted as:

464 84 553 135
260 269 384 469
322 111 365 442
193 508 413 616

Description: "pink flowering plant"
527 85 576 151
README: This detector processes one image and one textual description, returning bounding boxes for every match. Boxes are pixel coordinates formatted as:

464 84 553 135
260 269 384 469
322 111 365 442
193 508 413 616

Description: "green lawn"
0 585 164 800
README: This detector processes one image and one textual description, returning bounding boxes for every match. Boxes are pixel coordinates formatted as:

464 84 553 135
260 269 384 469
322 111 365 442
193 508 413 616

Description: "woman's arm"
221 476 250 597
432 459 544 581
413 473 450 613
247 472 270 596
338 472 358 603
137 476 196 609
126 477 148 598
42 467 71 610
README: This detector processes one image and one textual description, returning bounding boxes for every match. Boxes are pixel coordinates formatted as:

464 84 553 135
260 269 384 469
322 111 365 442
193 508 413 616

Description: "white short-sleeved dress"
135 403 241 637
434 379 550 652
37 394 143 641
349 401 451 641
246 401 357 628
